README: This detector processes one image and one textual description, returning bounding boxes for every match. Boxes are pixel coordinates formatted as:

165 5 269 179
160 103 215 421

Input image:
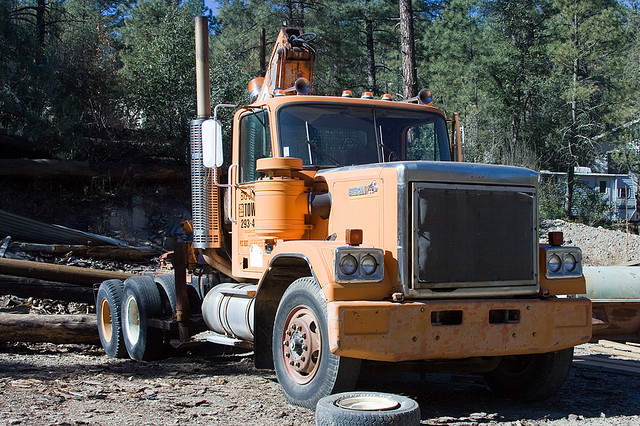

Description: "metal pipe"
582 265 640 300
195 16 211 119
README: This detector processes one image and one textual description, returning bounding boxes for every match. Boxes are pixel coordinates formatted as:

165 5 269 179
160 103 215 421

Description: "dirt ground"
1 342 639 425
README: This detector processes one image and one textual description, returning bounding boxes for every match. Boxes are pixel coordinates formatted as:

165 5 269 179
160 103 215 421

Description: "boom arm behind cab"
250 28 316 103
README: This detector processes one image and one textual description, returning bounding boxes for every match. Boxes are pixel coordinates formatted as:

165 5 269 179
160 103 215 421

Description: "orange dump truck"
95 19 591 409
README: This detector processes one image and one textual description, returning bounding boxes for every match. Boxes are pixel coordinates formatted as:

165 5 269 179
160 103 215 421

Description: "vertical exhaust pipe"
191 17 222 249
195 16 211 119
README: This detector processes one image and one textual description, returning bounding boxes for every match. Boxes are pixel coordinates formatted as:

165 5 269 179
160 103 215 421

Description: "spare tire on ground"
315 391 420 426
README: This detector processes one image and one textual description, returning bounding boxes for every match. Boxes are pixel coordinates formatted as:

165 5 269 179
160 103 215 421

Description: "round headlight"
360 254 378 275
339 254 358 275
564 254 576 272
548 254 561 273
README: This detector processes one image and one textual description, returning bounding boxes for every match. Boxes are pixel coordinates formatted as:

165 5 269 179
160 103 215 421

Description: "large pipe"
582 266 640 300
195 16 211 119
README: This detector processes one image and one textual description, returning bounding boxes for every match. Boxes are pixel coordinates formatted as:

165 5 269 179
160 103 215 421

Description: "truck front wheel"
273 277 361 409
483 347 574 402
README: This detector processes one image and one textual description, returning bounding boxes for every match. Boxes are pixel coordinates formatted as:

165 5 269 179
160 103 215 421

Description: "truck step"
201 331 254 349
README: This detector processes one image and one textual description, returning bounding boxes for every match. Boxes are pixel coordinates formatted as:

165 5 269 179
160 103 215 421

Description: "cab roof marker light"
381 93 393 101
341 90 353 98
361 92 373 99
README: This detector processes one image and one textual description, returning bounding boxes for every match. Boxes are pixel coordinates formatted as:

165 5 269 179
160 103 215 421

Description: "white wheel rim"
335 395 400 411
124 295 140 345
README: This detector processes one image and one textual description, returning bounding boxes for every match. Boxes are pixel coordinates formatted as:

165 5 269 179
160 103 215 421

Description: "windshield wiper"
305 139 342 166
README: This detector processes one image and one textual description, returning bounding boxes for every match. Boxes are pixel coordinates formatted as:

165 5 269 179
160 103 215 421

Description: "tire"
483 347 574 402
121 276 163 361
315 392 420 426
154 274 176 316
273 277 361 409
96 279 127 359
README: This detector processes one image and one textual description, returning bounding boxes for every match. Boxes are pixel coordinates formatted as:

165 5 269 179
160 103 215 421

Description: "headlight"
563 254 576 272
339 254 358 275
335 248 384 283
545 247 582 279
360 254 377 275
548 254 561 273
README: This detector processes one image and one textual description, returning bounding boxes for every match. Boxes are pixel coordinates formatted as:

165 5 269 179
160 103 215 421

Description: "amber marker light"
381 93 393 101
345 229 363 246
341 90 353 97
548 231 563 246
361 92 373 99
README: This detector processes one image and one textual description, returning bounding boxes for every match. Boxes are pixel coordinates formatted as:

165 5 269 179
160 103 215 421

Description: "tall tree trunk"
365 18 376 93
287 0 294 26
36 0 46 47
565 7 579 218
399 0 417 98
298 0 305 28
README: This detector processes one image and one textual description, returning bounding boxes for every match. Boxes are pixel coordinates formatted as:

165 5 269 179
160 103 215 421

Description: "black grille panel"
413 184 535 288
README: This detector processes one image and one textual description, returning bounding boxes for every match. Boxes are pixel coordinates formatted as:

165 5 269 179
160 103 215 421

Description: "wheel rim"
335 395 401 411
99 298 113 342
124 295 140 346
281 306 322 385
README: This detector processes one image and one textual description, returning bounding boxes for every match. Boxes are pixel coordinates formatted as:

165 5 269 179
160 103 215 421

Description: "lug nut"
302 345 308 351
301 357 305 362
302 333 306 339
289 361 294 366
285 352 290 358
295 362 300 367
283 340 289 346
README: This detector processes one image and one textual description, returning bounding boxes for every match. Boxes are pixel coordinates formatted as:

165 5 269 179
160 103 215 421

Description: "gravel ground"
0 342 639 425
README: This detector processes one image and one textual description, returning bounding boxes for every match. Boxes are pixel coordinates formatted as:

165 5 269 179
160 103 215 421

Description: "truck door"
233 109 271 277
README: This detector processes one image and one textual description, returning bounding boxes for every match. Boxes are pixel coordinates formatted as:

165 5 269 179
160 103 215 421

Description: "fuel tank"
202 283 257 341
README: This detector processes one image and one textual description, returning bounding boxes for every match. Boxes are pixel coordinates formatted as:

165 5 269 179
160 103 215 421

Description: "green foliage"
0 0 638 169
572 180 614 226
538 176 566 221
119 0 203 158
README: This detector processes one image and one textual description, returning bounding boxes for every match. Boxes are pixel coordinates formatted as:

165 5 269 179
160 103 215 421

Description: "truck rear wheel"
273 277 361 409
96 279 127 358
121 276 163 361
483 347 574 402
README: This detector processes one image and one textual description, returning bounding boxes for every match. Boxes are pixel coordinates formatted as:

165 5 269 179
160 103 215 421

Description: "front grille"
412 183 536 292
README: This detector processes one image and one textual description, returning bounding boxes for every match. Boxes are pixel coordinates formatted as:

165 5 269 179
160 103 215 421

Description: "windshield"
277 104 450 168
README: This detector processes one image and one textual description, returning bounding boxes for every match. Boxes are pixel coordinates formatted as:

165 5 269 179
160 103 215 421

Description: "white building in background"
540 168 638 221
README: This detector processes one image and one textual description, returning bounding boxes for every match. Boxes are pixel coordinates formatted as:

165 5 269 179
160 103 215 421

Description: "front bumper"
327 297 591 362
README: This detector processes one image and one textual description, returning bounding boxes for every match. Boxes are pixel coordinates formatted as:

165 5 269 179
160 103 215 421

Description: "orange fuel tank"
253 157 309 240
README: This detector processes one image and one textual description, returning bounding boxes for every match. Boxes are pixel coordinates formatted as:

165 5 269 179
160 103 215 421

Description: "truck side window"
240 110 271 183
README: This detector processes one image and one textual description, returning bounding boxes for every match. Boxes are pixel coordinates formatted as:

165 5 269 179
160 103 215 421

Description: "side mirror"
202 119 224 168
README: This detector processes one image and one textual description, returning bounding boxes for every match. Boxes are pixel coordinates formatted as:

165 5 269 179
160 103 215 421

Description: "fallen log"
0 258 133 287
0 313 98 344
0 274 94 304
20 243 160 261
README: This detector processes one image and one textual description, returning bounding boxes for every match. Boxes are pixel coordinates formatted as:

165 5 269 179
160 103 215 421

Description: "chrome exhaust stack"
191 17 221 249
